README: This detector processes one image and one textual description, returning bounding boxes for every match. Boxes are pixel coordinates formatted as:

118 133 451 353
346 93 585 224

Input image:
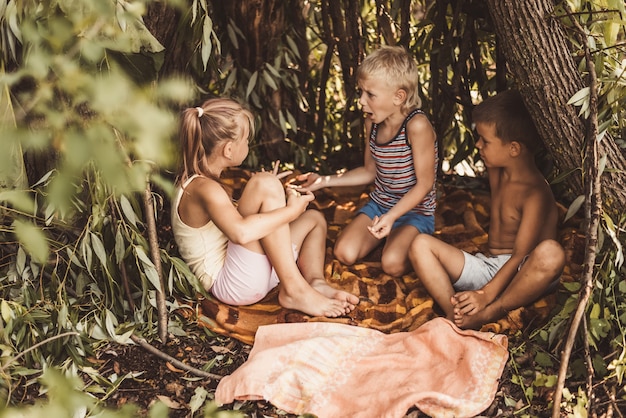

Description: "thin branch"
604 383 623 418
582 316 596 415
119 261 136 312
143 181 168 343
130 335 223 380
552 5 602 417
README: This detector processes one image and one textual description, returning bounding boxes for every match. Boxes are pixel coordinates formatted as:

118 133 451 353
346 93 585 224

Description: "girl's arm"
190 177 311 245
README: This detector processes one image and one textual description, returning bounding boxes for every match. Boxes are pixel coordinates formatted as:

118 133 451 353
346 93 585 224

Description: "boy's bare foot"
278 282 355 318
452 303 500 330
309 278 359 311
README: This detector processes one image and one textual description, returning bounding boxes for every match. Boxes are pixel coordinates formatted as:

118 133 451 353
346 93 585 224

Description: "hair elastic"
195 107 204 118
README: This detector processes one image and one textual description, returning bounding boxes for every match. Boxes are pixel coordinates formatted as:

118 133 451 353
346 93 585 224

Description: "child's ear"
394 89 407 105
509 141 522 157
222 141 234 160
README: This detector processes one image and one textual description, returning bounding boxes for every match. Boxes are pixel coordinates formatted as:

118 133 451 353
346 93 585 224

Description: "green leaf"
0 190 34 213
201 15 214 70
567 87 589 106
1 300 15 323
115 228 126 265
12 219 49 264
564 195 584 223
246 71 258 99
90 232 109 273
227 22 239 49
143 262 162 292
189 386 208 415
120 194 138 227
285 34 300 59
534 351 553 368
278 110 287 136
262 69 278 91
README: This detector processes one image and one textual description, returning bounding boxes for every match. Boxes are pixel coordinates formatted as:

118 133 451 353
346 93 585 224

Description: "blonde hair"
357 45 421 112
176 97 255 185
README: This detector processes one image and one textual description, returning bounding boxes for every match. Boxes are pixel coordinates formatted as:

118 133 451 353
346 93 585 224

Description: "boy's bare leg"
333 214 381 265
381 225 421 276
290 210 359 308
453 239 565 329
408 234 465 320
237 173 352 317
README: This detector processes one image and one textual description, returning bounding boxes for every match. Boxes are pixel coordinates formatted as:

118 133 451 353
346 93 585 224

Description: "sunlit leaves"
567 86 591 118
12 219 48 264
564 195 584 223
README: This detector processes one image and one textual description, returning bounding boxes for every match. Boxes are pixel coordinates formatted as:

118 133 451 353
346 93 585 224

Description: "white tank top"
171 175 228 290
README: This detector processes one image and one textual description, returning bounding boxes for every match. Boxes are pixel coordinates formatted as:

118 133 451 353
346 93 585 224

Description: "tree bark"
486 0 626 217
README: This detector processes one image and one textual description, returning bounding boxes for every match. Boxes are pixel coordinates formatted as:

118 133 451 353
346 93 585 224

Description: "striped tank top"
369 109 437 215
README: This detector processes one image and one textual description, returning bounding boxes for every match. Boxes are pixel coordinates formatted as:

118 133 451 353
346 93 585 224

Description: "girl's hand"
294 172 323 192
367 215 393 239
286 188 315 214
258 160 293 180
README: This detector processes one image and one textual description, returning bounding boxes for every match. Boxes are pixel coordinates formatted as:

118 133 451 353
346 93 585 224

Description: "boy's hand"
451 290 490 316
367 215 393 239
294 172 323 192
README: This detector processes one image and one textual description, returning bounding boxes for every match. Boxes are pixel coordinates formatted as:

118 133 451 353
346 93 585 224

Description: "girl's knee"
304 209 327 228
246 172 283 196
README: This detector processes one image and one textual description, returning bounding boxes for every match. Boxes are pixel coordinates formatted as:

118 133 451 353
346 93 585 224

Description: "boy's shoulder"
405 111 435 136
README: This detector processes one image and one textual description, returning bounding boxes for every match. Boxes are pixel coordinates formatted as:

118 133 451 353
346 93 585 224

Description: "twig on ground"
130 334 223 380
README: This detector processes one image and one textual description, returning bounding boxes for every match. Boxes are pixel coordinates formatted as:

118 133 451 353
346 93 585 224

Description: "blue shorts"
357 200 435 235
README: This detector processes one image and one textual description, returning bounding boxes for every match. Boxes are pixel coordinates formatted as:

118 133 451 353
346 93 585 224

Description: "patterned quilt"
189 170 585 345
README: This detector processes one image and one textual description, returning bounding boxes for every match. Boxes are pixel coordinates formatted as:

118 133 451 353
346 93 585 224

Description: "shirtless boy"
409 89 566 330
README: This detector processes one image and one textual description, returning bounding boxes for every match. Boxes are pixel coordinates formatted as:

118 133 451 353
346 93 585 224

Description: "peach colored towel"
215 317 508 418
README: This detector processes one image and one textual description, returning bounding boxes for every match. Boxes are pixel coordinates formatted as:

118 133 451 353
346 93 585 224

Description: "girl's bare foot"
278 283 353 318
310 278 359 311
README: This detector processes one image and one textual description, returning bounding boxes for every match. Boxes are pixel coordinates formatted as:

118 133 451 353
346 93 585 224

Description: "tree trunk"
144 2 188 79
486 0 626 218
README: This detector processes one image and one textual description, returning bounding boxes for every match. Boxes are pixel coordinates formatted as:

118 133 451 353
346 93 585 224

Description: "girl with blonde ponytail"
172 98 358 317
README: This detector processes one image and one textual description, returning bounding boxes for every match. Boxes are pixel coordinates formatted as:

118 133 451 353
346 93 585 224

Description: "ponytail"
175 98 255 186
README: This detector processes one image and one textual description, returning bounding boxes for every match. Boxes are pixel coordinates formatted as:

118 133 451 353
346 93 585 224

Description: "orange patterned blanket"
191 170 584 346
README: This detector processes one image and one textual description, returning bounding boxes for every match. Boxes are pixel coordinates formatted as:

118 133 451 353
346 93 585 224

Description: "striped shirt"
369 109 437 215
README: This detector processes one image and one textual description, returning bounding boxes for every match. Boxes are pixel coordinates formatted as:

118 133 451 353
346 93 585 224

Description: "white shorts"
210 242 297 305
453 252 512 292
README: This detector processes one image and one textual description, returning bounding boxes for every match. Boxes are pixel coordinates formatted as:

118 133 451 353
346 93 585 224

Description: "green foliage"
0 368 242 418
0 0 202 410
0 0 625 415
